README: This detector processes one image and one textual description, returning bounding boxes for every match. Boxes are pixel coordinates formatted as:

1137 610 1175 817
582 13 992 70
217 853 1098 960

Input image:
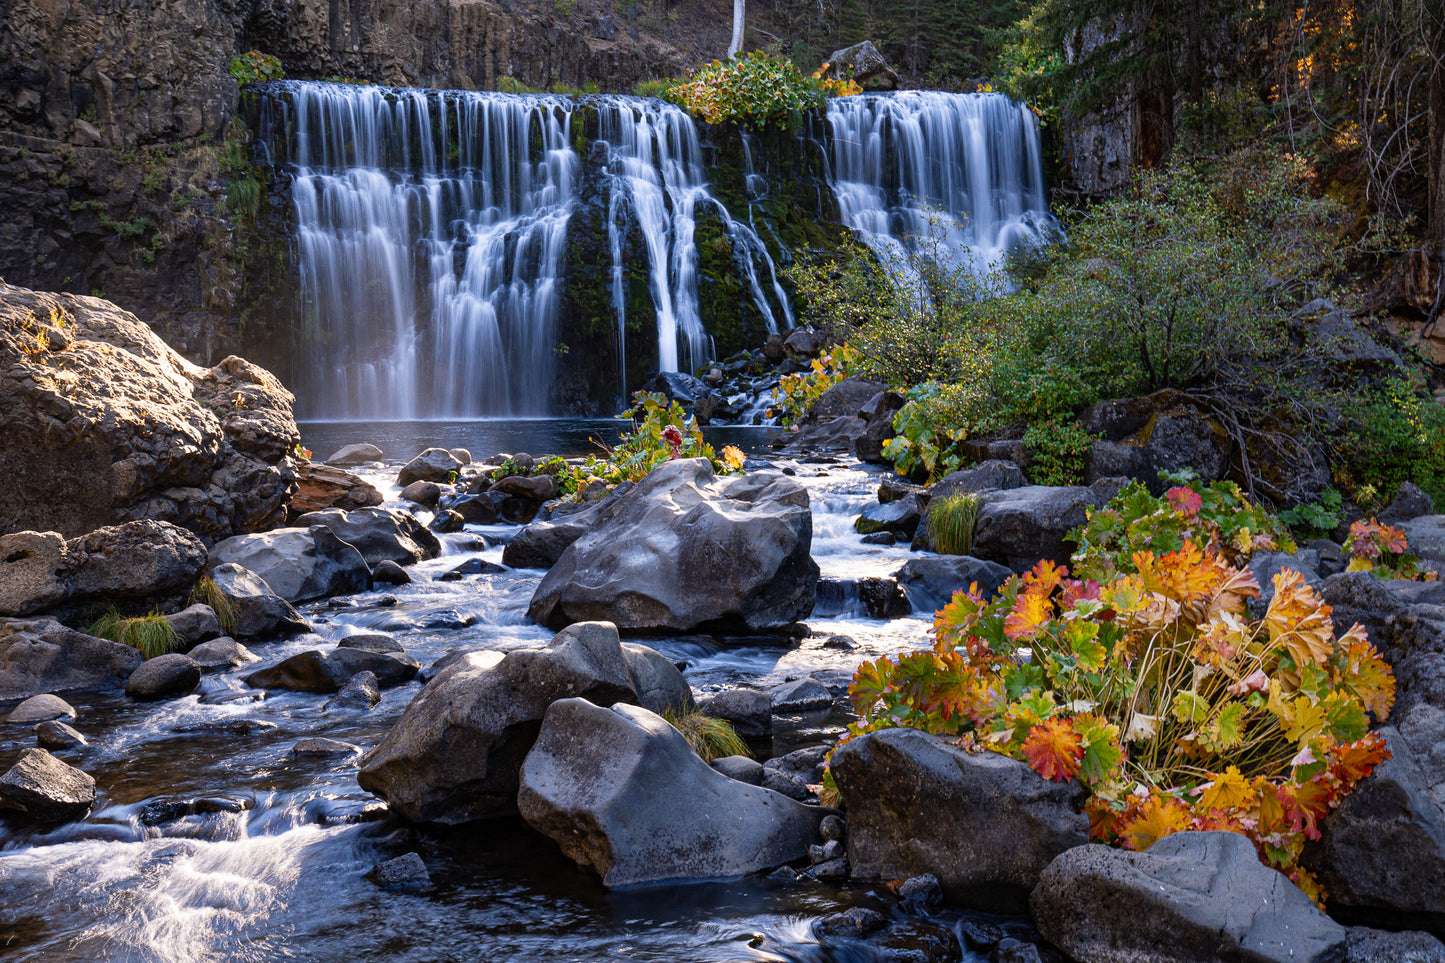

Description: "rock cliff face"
0 282 298 542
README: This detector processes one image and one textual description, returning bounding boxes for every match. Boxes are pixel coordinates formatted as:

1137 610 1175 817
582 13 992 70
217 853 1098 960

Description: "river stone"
293 737 360 756
0 618 143 700
712 755 764 784
895 556 1015 611
368 852 433 891
399 481 442 509
8 693 77 724
398 448 463 486
165 604 221 646
493 474 558 502
206 564 310 641
770 677 833 712
125 654 202 701
529 458 818 633
971 483 1112 572
439 493 502 525
698 688 772 737
328 646 420 687
337 633 404 654
325 670 381 711
371 559 411 585
518 699 831 886
502 482 635 569
290 462 384 518
855 495 922 539
0 748 95 822
244 651 349 694
326 443 384 466
357 622 680 823
831 727 1088 912
621 642 695 715
1403 516 1445 563
35 720 87 750
766 745 831 788
186 637 258 673
1031 832 1347 963
1346 926 1445 962
208 526 370 603
294 506 441 567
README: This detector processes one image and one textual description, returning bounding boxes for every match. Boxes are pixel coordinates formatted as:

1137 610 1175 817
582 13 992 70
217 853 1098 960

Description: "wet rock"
328 646 420 687
358 622 683 823
971 484 1112 572
1404 516 1445 563
426 509 465 534
0 748 95 823
326 444 383 467
1032 832 1347 963
437 558 507 580
809 856 848 879
295 506 441 568
621 642 696 716
860 576 911 618
325 671 381 711
7 693 77 724
824 40 899 88
860 531 896 546
769 677 833 712
165 604 221 647
399 481 442 509
208 527 370 603
767 745 831 787
439 492 503 525
895 556 1015 610
125 653 202 701
761 768 811 800
493 474 558 502
34 720 86 750
823 634 857 650
368 852 433 891
815 907 888 939
206 564 310 641
371 559 411 585
518 699 833 886
244 651 348 694
639 371 710 405
959 919 1005 950
397 449 464 486
337 633 403 654
502 482 634 569
932 460 1028 498
698 688 772 738
449 449 472 466
831 727 1088 912
289 462 383 518
293 737 360 756
186 637 258 673
1346 926 1445 962
820 814 846 842
529 459 817 632
174 718 277 734
712 755 764 784
0 618 143 700
138 794 254 825
992 937 1045 963
856 496 923 539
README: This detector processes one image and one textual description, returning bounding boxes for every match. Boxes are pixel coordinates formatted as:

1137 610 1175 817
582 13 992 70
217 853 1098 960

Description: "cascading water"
826 91 1057 291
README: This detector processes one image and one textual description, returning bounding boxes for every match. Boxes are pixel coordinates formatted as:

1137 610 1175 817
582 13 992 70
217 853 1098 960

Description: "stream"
0 423 1031 962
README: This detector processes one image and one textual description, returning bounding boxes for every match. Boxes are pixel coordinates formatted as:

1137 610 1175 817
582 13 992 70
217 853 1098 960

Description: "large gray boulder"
518 699 830 886
971 483 1114 572
830 727 1088 912
326 443 383 467
1032 832 1348 963
895 556 1015 611
397 448 464 486
0 617 142 700
0 747 96 823
502 482 634 570
528 459 818 632
1404 516 1445 564
823 40 899 89
208 527 370 603
288 461 384 518
125 653 202 701
205 564 309 641
357 622 687 823
293 506 440 567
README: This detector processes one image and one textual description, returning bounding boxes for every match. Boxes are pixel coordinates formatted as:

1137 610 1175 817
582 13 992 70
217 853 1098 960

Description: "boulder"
932 460 1028 498
769 677 833 712
288 462 384 518
371 559 411 585
325 671 381 711
328 646 420 687
1031 832 1347 963
0 532 70 616
35 720 87 750
782 326 821 357
165 604 221 647
1404 516 1445 563
854 390 905 463
0 285 298 543
859 576 910 618
8 693 77 724
208 527 370 603
438 492 502 525
855 495 922 539
186 637 258 673
326 443 384 466
293 507 441 567
1083 439 1151 486
1345 927 1445 962
639 371 710 405
1382 483 1435 525
399 480 442 509
767 745 831 787
823 40 899 89
807 379 887 421
698 688 773 738
0 748 95 823
529 459 817 633
336 633 404 654
397 448 464 486
244 651 349 694
712 755 764 784
830 727 1088 912
205 564 310 641
428 509 465 534
492 474 559 502
293 737 360 756
621 642 695 716
367 852 432 891
502 482 634 569
124 653 202 701
0 618 142 700
357 622 675 823
895 556 1015 611
517 699 832 886
971 483 1111 572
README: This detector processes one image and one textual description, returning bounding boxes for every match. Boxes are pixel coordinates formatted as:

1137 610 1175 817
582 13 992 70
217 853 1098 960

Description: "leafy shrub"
668 51 848 128
633 77 681 99
579 392 742 488
880 382 971 483
664 710 750 762
1022 421 1099 486
1278 488 1344 540
90 610 179 659
840 539 1394 903
1344 519 1437 582
229 51 284 86
775 344 859 425
187 576 238 634
928 492 981 556
1337 380 1445 507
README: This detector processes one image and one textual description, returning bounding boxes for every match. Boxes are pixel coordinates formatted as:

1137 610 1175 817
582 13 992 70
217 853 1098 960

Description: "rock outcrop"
207 527 370 603
0 747 96 823
0 617 142 700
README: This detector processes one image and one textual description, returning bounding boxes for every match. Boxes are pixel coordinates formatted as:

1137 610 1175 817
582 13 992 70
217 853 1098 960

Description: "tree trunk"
1428 5 1445 255
728 0 746 57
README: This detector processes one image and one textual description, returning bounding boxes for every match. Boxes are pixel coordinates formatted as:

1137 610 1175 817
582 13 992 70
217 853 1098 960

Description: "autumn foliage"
840 484 1396 904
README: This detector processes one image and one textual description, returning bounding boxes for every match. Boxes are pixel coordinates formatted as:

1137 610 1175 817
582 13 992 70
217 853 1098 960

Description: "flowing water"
0 430 1029 962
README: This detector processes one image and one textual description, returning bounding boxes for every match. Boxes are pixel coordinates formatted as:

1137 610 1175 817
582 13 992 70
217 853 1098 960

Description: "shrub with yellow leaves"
1343 518 1436 582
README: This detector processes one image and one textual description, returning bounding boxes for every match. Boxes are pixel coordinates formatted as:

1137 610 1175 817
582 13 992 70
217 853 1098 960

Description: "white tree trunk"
728 0 745 57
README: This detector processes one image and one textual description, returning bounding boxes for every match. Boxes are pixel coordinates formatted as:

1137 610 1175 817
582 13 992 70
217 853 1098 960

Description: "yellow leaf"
1345 557 1374 573
1199 765 1252 812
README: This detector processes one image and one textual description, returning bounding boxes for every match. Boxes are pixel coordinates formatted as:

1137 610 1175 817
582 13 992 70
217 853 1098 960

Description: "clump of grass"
89 609 178 659
928 491 981 555
663 710 750 762
187 576 237 633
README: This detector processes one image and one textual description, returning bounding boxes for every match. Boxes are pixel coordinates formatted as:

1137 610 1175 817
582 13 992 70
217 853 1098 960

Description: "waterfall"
825 91 1057 293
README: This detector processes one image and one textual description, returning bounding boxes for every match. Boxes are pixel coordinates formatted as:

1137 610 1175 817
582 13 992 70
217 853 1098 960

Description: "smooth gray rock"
932 460 1028 498
399 481 442 509
0 532 70 617
438 492 502 525
711 754 764 784
971 484 1109 572
831 727 1088 912
292 737 359 756
34 720 86 750
125 654 202 701
769 677 833 712
397 448 463 486
766 745 831 787
186 637 258 673
502 482 634 569
517 699 831 886
328 646 420 687
336 633 404 654
855 496 922 539
165 603 221 646
1404 516 1445 563
206 564 310 641
1031 832 1347 963
1346 926 1445 963
7 693 77 724
357 622 665 824
294 506 441 568
371 559 411 585
244 651 349 694
326 443 383 466
895 556 1016 611
529 459 817 632
698 688 772 738
325 671 381 711
622 642 695 716
0 618 142 699
0 748 95 822
493 474 558 502
208 528 370 603
1382 483 1435 525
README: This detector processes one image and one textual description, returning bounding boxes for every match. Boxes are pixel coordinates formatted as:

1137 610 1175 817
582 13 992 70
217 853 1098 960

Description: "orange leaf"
1329 735 1391 787
1021 717 1083 782
1199 765 1253 813
1004 588 1052 642
1120 794 1191 850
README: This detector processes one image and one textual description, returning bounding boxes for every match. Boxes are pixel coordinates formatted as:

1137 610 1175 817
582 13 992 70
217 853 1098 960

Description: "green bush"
928 492 981 555
89 610 178 659
880 382 971 482
187 576 238 634
229 51 284 86
1338 379 1445 506
663 710 750 762
667 51 832 129
1022 421 1099 486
